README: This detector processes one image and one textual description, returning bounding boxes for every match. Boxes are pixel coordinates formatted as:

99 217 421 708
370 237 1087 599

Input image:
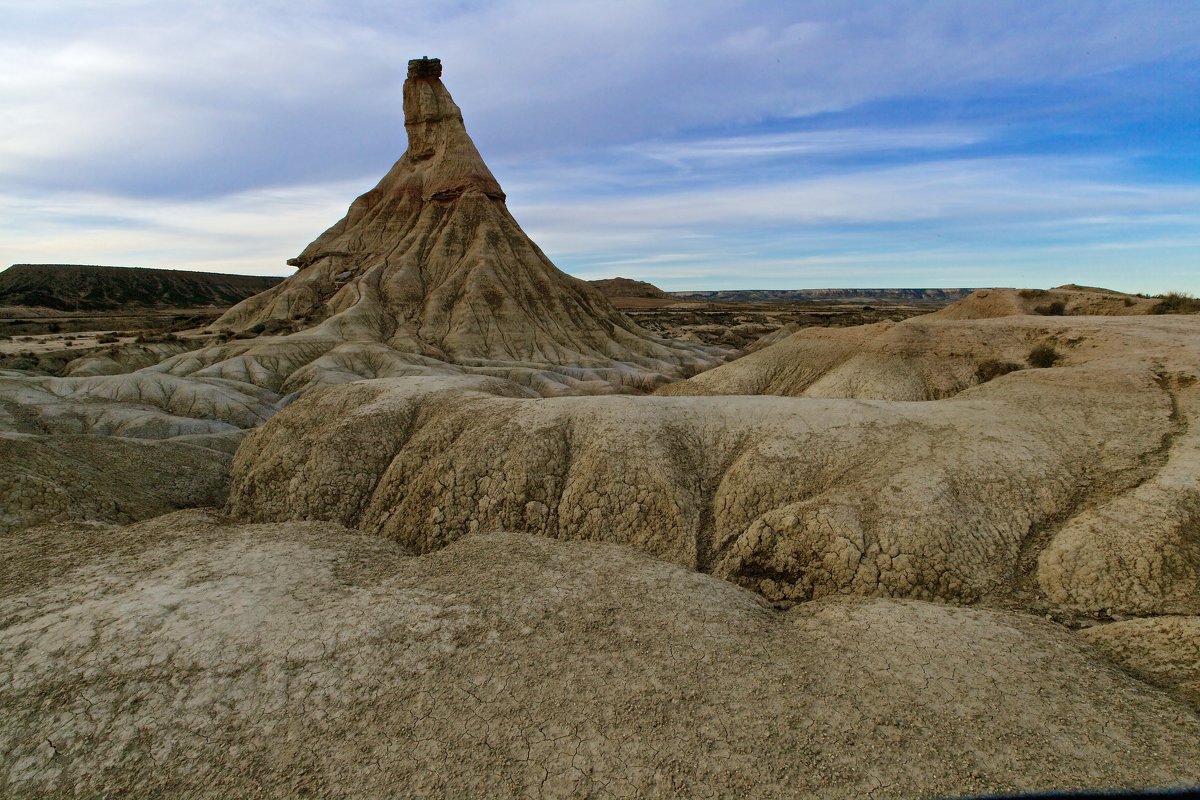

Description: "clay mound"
3 510 1199 798
0 263 282 312
656 313 1193 401
0 434 230 534
0 371 279 437
201 58 726 394
228 315 1200 615
929 285 1157 320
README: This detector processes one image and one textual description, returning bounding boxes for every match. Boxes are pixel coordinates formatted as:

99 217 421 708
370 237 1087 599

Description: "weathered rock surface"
3 511 1198 798
229 314 1200 614
928 285 1158 320
648 313 1200 616
197 61 727 394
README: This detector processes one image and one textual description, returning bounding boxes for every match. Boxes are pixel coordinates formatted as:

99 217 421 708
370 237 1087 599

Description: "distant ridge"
588 277 667 299
671 288 974 304
0 264 283 312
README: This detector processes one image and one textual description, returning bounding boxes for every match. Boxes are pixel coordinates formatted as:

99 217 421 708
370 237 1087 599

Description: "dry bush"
1027 343 1061 368
1152 292 1200 314
1034 301 1067 316
976 359 1022 383
1019 289 1048 299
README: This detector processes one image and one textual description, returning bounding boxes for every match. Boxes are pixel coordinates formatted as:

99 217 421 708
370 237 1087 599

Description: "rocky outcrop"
228 314 1200 614
202 59 727 394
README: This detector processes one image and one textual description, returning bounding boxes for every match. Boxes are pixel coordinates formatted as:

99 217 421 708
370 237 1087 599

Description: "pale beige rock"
928 285 1158 320
656 313 1194 400
0 371 278 437
225 358 1159 604
2 511 1198 798
62 341 193 377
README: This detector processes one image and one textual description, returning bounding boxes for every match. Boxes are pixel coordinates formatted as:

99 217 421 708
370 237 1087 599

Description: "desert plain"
2 58 1199 799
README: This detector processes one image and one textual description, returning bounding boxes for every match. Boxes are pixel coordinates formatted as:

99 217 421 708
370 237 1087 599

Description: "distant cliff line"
668 288 974 304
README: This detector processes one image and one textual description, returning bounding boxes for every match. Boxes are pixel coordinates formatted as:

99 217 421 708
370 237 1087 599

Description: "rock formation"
197 58 727 395
227 311 1200 613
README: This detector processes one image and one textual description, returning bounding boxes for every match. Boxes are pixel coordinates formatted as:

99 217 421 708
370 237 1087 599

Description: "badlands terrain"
3 57 1200 798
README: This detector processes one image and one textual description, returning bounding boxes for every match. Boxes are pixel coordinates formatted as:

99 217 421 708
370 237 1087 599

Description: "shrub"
1123 298 1135 307
1018 289 1048 299
976 359 1022 383
96 334 119 344
248 322 267 334
1027 343 1060 368
47 322 62 333
1034 301 1067 316
1152 292 1200 314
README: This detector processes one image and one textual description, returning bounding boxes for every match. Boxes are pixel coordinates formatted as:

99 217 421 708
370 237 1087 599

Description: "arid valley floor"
2 59 1200 799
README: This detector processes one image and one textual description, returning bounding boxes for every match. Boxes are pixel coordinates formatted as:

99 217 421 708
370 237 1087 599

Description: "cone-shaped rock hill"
212 57 727 392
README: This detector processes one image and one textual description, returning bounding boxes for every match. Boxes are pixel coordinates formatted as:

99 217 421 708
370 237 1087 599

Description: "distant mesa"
671 288 975 304
588 277 668 299
0 263 282 313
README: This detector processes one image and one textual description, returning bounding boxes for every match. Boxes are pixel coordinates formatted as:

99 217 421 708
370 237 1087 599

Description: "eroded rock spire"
208 57 730 394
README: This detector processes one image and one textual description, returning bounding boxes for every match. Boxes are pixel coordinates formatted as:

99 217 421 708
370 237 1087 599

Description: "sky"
1 1 1198 293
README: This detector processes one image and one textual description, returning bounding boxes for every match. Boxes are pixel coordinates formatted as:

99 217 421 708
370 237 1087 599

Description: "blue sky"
1 0 1198 292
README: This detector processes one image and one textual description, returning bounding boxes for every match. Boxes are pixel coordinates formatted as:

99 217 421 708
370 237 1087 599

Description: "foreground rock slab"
3 510 1199 798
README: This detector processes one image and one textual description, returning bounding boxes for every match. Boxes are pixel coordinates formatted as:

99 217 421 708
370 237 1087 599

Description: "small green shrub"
976 359 1022 383
1034 301 1067 316
1152 292 1200 314
248 322 267 334
1123 297 1135 307
1027 343 1060 368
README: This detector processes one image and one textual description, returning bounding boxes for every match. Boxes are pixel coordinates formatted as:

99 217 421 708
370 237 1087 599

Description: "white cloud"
0 180 363 274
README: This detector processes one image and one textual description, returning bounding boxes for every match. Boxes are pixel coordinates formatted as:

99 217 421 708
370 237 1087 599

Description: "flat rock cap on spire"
408 57 442 79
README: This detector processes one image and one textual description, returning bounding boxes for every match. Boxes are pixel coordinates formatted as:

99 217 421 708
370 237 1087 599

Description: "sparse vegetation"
96 334 120 344
1152 292 1200 314
976 359 1022 383
134 332 181 344
1027 343 1061 368
1034 301 1067 316
1019 289 1048 299
0 351 40 371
